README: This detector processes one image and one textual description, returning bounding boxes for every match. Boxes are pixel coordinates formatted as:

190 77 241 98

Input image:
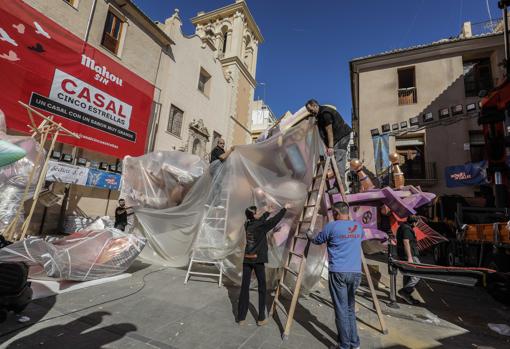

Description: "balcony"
398 87 417 105
403 161 438 187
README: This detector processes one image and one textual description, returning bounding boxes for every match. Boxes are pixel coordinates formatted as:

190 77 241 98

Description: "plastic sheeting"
121 151 207 209
129 119 328 289
0 133 44 232
63 215 115 234
0 228 146 281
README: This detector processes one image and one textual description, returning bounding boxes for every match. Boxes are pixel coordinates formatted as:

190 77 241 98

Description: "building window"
395 135 425 179
222 32 228 54
192 138 203 156
463 58 493 97
101 9 124 55
469 130 485 162
397 67 417 105
167 105 183 137
198 68 211 96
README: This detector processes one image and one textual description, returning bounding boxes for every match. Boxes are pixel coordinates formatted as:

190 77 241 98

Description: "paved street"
1 256 510 349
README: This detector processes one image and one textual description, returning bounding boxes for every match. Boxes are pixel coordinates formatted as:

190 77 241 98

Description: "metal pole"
83 0 98 43
56 146 78 233
387 241 400 309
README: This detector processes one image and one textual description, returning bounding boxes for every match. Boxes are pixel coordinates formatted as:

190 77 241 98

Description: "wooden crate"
464 223 510 244
498 223 510 244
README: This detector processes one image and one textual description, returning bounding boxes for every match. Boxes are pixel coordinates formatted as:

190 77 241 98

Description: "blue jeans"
329 272 361 349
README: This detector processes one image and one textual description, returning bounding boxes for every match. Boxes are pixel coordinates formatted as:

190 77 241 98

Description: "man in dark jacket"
210 138 234 164
114 199 133 232
305 99 352 186
396 215 421 304
237 204 288 326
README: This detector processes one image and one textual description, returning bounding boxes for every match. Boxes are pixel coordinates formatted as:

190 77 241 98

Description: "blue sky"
134 0 501 123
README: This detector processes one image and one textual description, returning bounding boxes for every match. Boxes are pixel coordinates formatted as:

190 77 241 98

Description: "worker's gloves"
305 229 314 240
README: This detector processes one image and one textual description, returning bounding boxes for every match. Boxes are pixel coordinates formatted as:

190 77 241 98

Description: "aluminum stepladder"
184 180 230 287
269 154 388 340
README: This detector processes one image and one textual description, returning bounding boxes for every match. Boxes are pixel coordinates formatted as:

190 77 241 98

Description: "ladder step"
279 282 294 296
190 259 222 264
289 251 304 258
300 219 312 224
303 204 316 208
187 271 221 277
274 298 288 316
294 234 308 240
284 266 299 277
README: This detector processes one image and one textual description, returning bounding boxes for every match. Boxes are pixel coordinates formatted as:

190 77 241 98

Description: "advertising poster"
0 1 155 158
86 168 121 190
445 161 488 187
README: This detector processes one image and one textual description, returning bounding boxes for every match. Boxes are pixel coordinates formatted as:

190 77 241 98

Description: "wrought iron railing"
398 87 417 105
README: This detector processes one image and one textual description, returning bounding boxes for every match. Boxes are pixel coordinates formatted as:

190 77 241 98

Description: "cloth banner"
372 134 390 176
445 160 488 187
45 161 121 190
46 160 89 185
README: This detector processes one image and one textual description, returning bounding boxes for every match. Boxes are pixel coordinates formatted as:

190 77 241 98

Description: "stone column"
251 40 258 77
231 11 244 57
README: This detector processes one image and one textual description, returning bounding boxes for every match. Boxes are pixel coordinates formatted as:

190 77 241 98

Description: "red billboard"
0 1 155 158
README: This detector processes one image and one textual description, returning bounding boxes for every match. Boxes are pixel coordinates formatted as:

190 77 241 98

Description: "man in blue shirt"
307 202 363 349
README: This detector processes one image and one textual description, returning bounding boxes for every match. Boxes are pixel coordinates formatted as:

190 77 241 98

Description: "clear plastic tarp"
124 109 438 290
121 151 207 209
0 228 146 281
0 132 44 232
128 119 328 289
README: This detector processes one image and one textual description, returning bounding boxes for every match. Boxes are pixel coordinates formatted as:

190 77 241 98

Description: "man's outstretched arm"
307 227 329 245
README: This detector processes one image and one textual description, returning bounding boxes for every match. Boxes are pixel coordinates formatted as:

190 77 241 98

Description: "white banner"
46 161 89 185
49 69 132 129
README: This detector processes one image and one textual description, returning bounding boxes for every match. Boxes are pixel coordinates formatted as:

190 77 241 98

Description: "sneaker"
238 320 246 326
398 289 420 305
257 318 268 326
409 295 420 305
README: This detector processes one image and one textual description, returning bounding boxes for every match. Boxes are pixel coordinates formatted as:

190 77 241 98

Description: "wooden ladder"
270 155 388 340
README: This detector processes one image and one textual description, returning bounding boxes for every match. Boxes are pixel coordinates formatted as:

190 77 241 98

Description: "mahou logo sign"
0 1 155 158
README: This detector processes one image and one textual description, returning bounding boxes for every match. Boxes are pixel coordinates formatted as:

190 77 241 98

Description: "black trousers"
238 263 266 321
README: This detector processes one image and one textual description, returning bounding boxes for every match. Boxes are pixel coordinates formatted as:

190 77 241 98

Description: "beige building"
192 0 263 146
150 10 232 158
350 21 506 197
150 0 264 157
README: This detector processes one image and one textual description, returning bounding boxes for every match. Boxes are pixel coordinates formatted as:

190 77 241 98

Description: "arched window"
243 35 252 68
192 138 202 156
222 31 228 54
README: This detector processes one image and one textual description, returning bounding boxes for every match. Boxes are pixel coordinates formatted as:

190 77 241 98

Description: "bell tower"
192 0 263 145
